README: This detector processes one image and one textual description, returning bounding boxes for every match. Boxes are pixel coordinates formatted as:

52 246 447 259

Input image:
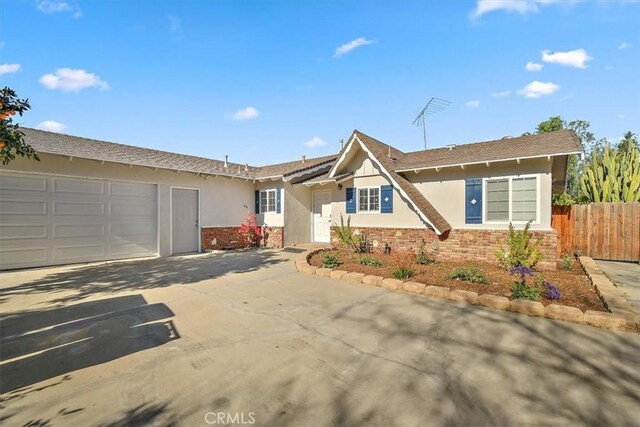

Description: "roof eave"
395 150 585 173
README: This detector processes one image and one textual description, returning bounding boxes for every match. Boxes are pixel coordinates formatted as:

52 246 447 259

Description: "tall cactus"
579 144 640 202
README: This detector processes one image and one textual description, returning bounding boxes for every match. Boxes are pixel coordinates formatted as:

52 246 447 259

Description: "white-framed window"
485 175 538 223
260 189 277 213
358 187 380 212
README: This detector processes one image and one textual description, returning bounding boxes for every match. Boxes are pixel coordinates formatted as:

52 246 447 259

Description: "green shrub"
415 239 435 265
509 265 542 301
510 282 542 301
447 266 489 285
392 265 415 280
495 222 542 270
559 253 573 271
359 256 383 267
321 254 340 269
333 215 365 253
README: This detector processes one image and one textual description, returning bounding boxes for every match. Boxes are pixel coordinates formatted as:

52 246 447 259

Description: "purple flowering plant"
544 282 561 300
510 265 533 283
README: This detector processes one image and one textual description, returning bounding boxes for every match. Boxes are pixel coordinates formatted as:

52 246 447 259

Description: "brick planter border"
295 248 637 333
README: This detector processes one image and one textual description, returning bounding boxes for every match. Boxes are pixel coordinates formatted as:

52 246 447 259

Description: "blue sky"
1 0 638 166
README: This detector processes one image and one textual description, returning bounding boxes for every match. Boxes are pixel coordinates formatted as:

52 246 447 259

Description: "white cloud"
618 42 632 50
465 100 480 109
37 1 81 18
541 49 592 68
518 81 560 98
303 137 326 148
473 0 640 18
334 37 373 58
230 107 260 121
492 90 511 98
37 120 67 132
525 61 544 71
472 0 541 18
39 68 109 92
0 63 21 75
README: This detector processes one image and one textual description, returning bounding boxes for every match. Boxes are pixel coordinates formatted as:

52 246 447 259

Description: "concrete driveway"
1 250 639 426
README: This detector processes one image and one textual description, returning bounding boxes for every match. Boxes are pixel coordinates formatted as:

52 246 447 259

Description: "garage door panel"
53 178 105 195
111 181 155 198
111 222 155 237
0 247 48 266
111 242 156 257
0 224 48 240
53 224 106 238
109 202 155 217
0 200 47 215
0 175 47 192
0 172 157 270
54 245 106 261
53 201 105 216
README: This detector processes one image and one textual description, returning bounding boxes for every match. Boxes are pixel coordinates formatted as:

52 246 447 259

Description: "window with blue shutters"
465 178 482 224
346 187 356 213
381 185 393 213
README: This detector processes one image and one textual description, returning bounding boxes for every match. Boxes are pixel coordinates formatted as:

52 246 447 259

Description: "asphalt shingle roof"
20 128 337 180
395 130 583 171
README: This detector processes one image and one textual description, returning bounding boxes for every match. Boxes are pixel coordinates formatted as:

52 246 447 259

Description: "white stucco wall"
326 150 426 228
410 157 554 230
254 181 285 227
3 154 254 256
326 147 556 231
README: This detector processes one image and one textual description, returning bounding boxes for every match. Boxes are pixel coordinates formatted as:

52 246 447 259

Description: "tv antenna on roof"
413 97 451 150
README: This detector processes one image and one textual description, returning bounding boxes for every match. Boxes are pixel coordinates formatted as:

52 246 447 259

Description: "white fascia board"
353 135 442 235
328 134 358 178
282 162 332 183
395 151 584 173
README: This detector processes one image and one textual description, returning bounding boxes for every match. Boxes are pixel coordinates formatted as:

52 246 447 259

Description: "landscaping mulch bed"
309 249 607 312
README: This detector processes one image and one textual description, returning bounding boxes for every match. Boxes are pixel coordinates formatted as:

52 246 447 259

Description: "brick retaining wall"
330 227 558 270
202 226 284 250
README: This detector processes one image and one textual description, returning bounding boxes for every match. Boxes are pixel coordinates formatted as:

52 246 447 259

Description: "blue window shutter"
276 188 282 213
346 187 356 214
465 178 482 224
255 190 260 214
381 185 393 213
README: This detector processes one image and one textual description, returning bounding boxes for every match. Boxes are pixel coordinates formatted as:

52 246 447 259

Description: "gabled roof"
21 128 255 178
349 130 452 234
395 130 583 172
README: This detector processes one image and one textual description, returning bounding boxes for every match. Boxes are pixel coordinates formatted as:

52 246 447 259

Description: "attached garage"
0 171 158 270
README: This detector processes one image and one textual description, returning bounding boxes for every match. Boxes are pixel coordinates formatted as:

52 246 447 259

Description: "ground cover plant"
309 249 605 312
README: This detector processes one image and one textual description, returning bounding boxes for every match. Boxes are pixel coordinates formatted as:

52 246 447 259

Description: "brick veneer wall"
330 227 558 270
201 226 284 250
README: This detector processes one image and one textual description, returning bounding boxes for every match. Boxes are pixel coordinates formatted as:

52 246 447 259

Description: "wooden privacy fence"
552 203 640 262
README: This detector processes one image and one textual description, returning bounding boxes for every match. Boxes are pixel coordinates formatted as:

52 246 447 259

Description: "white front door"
171 188 199 254
313 190 332 243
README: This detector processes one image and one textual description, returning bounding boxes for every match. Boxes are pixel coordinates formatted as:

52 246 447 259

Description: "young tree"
0 87 39 165
533 116 594 198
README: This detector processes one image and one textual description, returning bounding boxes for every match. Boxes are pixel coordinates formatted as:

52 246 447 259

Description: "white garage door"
0 172 158 270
